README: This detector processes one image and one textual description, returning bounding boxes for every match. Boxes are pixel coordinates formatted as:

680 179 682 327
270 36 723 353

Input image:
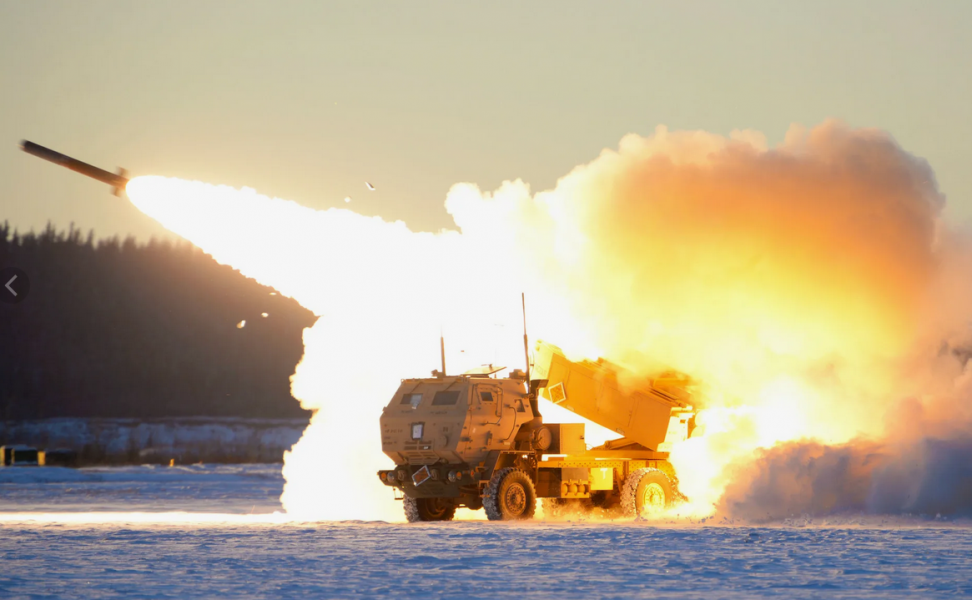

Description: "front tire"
403 496 457 522
621 468 675 518
483 468 537 521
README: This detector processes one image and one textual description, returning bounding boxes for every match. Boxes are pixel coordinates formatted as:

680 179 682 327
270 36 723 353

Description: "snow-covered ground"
1 465 971 599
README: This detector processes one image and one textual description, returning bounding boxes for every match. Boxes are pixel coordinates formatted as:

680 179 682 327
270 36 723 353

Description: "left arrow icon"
0 268 29 304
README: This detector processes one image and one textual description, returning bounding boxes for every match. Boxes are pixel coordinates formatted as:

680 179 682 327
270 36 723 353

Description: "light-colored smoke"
448 120 971 518
125 178 541 521
719 356 972 521
127 119 972 521
718 435 972 521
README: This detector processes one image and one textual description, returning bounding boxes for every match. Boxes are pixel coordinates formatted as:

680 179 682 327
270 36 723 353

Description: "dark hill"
0 222 316 420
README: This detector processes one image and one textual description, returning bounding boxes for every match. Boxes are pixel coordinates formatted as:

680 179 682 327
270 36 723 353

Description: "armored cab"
378 367 543 521
380 371 535 469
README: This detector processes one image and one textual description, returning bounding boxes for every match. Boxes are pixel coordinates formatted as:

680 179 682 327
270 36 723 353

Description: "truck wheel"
621 468 675 518
403 496 457 522
483 468 537 521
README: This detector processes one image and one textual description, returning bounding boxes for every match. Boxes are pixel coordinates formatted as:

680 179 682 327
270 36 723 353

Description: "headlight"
386 471 396 482
447 470 458 483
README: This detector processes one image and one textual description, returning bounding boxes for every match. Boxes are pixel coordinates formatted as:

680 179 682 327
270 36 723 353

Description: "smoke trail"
127 119 972 521
125 179 546 520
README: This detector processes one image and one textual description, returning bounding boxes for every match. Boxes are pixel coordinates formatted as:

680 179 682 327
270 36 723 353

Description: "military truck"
377 340 698 521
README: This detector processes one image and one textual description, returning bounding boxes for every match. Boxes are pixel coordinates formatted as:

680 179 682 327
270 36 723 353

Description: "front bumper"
377 465 478 498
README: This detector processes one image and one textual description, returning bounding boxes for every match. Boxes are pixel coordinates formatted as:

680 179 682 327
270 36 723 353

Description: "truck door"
477 383 516 450
476 384 502 417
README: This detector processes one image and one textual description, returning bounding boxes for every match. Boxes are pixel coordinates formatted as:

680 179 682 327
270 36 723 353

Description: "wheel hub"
505 483 526 516
640 482 666 514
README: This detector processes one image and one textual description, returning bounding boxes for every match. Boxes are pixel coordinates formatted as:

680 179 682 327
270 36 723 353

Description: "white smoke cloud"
127 120 972 521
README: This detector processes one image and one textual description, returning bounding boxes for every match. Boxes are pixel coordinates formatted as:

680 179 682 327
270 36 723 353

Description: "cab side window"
480 391 494 402
432 391 460 406
400 393 423 409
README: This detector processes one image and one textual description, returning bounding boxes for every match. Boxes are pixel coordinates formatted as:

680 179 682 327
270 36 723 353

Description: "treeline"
0 222 316 420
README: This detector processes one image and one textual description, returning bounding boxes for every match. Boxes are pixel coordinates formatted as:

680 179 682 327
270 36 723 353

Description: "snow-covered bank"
0 418 307 464
0 463 285 513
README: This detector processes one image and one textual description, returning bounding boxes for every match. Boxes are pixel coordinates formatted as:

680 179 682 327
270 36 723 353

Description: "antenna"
440 327 447 377
521 292 531 384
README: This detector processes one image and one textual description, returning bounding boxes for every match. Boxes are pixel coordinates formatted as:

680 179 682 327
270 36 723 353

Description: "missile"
20 140 129 196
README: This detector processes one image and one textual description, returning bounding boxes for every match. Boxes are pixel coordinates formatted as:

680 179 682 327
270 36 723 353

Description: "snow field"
1 464 970 598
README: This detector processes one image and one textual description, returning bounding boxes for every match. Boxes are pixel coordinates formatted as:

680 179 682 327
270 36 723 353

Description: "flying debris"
365 182 375 191
237 320 246 329
20 140 129 196
345 197 352 203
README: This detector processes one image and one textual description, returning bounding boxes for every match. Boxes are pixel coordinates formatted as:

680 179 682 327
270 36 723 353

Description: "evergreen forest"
0 223 315 420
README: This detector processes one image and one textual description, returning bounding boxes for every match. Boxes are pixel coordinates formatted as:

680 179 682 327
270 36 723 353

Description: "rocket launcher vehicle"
377 339 700 522
20 140 129 197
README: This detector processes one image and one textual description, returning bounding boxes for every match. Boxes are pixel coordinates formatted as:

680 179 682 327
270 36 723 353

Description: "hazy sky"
1 1 970 241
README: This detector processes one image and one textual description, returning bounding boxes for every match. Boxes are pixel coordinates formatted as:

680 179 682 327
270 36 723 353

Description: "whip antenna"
522 293 530 383
440 326 447 377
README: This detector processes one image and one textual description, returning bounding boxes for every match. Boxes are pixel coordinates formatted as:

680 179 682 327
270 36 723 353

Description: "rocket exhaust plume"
124 120 972 521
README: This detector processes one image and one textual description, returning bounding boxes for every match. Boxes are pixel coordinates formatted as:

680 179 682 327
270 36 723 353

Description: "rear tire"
403 496 457 522
483 468 537 521
621 468 675 518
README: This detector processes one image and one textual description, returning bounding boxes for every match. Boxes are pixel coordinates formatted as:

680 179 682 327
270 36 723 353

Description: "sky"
1 1 970 242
